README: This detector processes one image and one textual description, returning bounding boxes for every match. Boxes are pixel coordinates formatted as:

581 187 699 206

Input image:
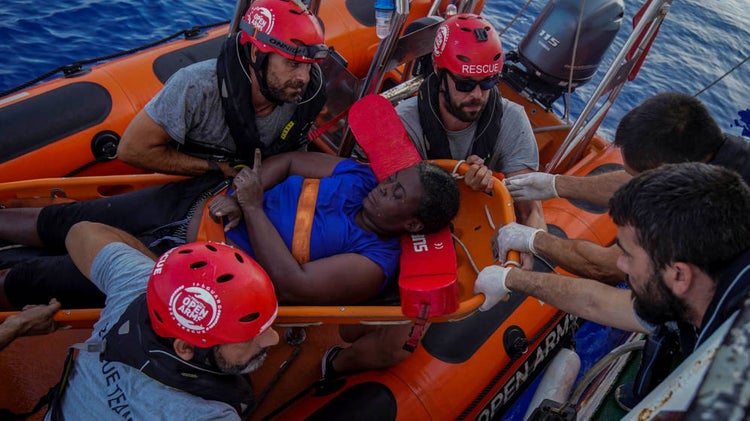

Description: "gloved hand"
495 222 543 262
504 173 558 201
474 265 512 311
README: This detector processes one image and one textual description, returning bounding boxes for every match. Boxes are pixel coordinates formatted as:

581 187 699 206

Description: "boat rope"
693 52 750 97
0 21 230 98
452 233 480 274
250 343 303 415
563 0 588 124
63 154 117 178
456 310 569 420
567 335 645 407
497 0 534 38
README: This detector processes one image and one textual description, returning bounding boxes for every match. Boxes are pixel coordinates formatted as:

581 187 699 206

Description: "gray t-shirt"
145 59 296 160
53 243 238 420
396 95 539 174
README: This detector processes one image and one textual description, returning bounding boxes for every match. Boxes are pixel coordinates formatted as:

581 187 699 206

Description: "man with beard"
50 221 279 419
475 162 750 407
117 0 328 177
321 14 545 381
495 92 750 285
396 13 544 241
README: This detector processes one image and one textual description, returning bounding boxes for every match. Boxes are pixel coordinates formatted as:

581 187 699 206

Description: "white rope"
451 159 466 179
452 233 480 275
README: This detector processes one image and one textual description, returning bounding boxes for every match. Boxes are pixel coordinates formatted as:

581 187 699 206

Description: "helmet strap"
192 345 221 370
437 70 451 99
247 45 284 106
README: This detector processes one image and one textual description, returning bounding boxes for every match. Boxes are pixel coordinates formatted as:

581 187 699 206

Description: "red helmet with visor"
239 0 328 63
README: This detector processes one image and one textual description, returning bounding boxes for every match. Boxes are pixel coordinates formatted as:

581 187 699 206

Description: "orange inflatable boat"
0 0 480 182
0 0 676 417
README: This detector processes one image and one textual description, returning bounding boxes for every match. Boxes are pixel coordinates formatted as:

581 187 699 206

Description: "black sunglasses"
241 20 329 61
447 72 499 93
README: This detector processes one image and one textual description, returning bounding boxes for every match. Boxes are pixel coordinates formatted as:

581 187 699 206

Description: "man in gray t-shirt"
51 222 279 419
117 0 329 177
324 13 547 381
396 14 545 247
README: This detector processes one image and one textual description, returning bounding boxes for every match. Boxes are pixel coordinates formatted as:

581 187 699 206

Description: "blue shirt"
226 159 401 285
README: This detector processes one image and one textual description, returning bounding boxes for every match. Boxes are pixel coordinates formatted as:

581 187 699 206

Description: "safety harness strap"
291 178 320 264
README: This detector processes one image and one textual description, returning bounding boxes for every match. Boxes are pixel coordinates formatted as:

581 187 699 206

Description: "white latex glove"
474 265 512 311
504 173 558 201
495 222 543 262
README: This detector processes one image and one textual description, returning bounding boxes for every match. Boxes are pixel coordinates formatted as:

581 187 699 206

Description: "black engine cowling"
518 0 624 87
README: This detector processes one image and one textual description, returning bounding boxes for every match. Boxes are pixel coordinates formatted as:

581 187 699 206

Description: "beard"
212 346 270 375
629 270 690 326
443 91 486 123
265 72 306 103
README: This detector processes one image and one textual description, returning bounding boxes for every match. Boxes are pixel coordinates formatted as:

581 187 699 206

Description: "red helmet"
239 0 328 63
432 14 504 78
147 242 278 348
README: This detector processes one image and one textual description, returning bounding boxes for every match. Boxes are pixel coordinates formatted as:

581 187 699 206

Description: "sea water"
1 0 747 135
0 0 748 419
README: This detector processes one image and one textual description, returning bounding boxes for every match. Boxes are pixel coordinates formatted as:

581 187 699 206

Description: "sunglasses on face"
447 72 500 93
241 20 330 62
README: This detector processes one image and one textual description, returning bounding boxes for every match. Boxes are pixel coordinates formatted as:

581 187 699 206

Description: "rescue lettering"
475 313 577 420
411 234 428 252
152 248 173 276
102 361 133 420
461 63 499 75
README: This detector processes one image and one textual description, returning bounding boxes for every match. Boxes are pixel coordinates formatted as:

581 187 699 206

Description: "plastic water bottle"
445 3 457 17
375 0 395 39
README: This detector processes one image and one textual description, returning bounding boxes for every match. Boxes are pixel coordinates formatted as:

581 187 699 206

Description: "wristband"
207 160 222 173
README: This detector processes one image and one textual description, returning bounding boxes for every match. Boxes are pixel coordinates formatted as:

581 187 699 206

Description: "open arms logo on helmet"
246 5 275 34
168 284 221 335
433 25 449 58
432 13 504 78
240 0 329 63
147 242 278 347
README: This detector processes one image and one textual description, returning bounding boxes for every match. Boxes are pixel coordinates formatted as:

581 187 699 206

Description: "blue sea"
1 0 748 136
0 0 748 419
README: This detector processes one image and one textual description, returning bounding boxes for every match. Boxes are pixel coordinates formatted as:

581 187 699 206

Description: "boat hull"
0 0 460 183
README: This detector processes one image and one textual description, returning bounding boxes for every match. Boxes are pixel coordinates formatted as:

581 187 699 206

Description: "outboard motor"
504 0 624 109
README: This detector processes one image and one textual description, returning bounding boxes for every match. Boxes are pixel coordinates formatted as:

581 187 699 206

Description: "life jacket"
417 72 503 161
214 34 326 164
101 294 255 416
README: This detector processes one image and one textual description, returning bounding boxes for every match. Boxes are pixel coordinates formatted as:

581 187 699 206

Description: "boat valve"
91 130 120 161
503 326 529 359
284 326 307 346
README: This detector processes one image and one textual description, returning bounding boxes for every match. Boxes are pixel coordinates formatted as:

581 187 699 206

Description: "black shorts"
2 174 228 308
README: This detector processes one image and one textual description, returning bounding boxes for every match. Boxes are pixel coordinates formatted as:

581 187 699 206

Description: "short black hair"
614 92 723 173
610 162 750 278
415 162 460 234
